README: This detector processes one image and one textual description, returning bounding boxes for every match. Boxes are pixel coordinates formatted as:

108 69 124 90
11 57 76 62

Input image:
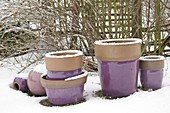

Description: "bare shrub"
0 0 169 72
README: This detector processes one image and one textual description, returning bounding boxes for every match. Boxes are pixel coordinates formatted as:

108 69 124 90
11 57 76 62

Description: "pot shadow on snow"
94 90 115 99
39 98 86 107
94 86 150 100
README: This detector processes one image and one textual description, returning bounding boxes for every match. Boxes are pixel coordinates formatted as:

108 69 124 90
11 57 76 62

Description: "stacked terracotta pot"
41 50 88 105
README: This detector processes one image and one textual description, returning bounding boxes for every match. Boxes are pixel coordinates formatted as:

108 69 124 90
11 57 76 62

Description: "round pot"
47 68 82 80
95 38 142 98
13 77 29 93
27 70 46 96
41 71 88 105
139 56 165 90
45 50 83 71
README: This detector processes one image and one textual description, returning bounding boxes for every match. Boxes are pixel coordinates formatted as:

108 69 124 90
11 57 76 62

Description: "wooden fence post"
154 0 161 54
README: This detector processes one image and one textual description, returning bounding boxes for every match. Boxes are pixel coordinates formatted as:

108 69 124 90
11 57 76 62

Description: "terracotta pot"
41 71 88 105
13 77 29 93
45 50 83 71
95 38 142 98
95 38 142 61
27 70 46 96
47 68 82 80
139 56 165 90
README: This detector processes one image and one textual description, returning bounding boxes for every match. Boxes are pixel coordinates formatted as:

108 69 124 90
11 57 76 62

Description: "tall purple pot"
95 38 142 98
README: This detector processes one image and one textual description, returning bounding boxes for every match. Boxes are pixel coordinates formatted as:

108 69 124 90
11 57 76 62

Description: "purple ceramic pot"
95 38 142 98
47 68 82 80
98 60 139 98
41 71 88 106
139 56 165 90
46 85 84 105
140 70 163 90
27 70 46 96
13 77 29 93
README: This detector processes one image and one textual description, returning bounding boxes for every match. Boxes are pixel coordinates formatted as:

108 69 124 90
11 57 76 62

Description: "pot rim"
45 50 83 59
41 71 88 88
94 38 141 61
139 56 165 70
139 55 165 61
94 38 142 46
45 50 83 71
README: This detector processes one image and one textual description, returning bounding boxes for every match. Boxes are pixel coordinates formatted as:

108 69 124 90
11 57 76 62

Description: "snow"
94 38 142 46
45 50 83 58
0 58 170 113
65 70 87 81
32 64 47 74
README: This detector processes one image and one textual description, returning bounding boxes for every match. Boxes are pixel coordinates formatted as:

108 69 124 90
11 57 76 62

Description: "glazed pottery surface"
95 38 141 98
98 60 138 98
45 85 84 105
47 68 82 80
27 70 46 96
41 71 87 105
13 77 29 93
139 56 164 90
140 70 163 90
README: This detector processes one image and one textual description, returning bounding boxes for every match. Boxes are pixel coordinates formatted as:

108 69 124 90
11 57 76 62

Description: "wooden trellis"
56 0 169 56
56 0 135 38
93 0 134 39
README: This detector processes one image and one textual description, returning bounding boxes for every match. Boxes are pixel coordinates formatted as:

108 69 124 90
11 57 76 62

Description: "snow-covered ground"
0 57 170 113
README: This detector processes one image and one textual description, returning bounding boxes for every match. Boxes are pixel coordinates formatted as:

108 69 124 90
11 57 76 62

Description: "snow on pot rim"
41 71 88 89
94 38 142 61
139 55 165 61
139 55 165 70
45 50 83 71
45 50 83 58
94 38 142 46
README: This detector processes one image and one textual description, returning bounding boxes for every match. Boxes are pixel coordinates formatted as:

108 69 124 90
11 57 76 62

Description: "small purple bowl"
41 71 88 105
47 68 82 80
13 77 29 93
